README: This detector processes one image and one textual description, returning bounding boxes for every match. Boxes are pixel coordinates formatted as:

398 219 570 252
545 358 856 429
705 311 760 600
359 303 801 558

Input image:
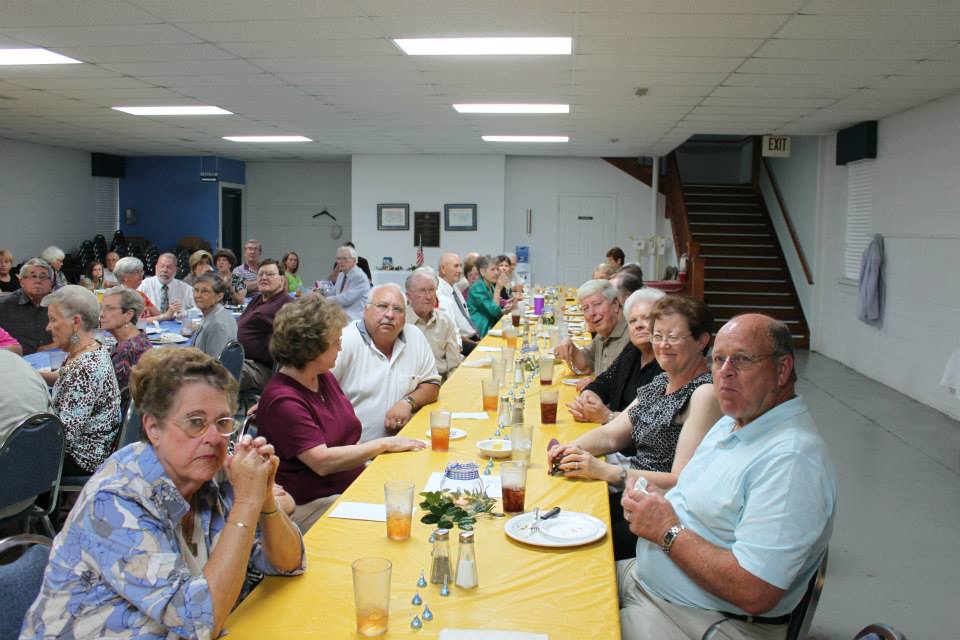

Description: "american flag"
416 235 424 266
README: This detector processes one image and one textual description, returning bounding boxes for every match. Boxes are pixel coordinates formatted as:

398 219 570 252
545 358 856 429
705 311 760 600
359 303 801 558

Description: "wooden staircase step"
705 292 797 306
699 244 781 257
709 304 807 321
704 257 786 270
687 202 762 212
690 222 769 233
705 278 794 293
693 233 774 244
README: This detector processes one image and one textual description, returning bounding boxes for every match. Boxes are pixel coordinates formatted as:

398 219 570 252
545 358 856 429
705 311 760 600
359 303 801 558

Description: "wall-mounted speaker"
91 152 125 178
836 121 878 166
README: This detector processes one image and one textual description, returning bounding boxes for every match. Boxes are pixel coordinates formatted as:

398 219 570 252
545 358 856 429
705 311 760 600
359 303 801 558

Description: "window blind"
844 159 873 280
94 176 119 237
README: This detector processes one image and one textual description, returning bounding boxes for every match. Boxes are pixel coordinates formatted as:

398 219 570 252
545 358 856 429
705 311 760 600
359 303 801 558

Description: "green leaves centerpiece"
419 490 499 531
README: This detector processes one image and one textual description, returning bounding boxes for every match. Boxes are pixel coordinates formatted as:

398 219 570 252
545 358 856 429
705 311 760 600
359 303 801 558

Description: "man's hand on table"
384 400 413 433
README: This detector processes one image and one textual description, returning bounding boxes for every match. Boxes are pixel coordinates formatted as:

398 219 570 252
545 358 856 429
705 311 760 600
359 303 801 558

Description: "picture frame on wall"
444 204 477 231
377 203 410 230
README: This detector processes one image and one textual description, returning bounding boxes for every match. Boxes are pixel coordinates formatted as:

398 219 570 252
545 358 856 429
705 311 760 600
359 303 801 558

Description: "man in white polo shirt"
333 283 441 442
138 253 194 320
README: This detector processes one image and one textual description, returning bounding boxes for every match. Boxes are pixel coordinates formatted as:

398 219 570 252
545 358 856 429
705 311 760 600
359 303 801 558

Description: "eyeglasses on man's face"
371 301 405 315
22 272 51 281
711 353 782 372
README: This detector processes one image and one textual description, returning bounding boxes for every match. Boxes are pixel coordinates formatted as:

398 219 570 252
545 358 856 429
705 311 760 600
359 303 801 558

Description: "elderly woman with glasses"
256 295 424 532
39 285 121 475
99 286 152 395
113 256 163 320
22 348 305 640
548 295 722 560
191 273 238 358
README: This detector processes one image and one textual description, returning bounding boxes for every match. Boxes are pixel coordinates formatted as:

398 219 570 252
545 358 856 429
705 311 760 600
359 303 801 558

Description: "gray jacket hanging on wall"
857 233 884 326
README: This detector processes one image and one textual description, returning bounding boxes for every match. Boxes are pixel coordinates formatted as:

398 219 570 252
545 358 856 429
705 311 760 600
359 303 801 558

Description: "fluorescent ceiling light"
223 136 312 143
0 48 81 65
454 104 570 114
113 106 232 116
482 135 569 143
394 37 572 56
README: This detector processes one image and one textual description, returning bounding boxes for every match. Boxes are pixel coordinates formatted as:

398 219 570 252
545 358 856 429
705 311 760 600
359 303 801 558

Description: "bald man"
437 252 479 355
618 314 836 640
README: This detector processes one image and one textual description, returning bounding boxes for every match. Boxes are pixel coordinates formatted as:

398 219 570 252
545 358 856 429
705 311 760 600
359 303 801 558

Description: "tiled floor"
795 352 960 639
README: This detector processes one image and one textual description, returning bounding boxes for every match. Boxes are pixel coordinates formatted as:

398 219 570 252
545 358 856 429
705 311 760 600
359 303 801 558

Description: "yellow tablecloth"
225 330 620 639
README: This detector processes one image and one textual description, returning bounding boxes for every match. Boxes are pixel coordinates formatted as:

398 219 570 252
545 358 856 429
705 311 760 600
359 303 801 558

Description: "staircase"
683 183 810 348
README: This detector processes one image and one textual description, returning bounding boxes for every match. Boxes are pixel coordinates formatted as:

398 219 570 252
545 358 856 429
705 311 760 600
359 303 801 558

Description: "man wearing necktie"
323 245 370 322
436 252 479 356
138 253 194 321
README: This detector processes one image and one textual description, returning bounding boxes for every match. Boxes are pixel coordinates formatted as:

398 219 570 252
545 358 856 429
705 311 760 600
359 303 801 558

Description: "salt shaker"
454 530 478 589
429 528 452 585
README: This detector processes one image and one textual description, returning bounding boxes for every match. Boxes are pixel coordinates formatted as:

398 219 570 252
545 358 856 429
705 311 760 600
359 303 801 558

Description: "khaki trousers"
617 559 787 640
291 494 339 533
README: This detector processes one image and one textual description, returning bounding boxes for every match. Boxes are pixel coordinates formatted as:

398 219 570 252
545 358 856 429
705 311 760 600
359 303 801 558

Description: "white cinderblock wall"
812 90 960 421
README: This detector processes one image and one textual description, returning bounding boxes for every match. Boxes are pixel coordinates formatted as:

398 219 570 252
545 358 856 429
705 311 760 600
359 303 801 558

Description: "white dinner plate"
150 333 189 344
425 427 468 440
504 511 607 548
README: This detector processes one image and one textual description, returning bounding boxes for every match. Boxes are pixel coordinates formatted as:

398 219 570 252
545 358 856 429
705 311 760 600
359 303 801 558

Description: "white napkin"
440 630 547 640
475 346 501 352
424 472 501 499
327 502 386 522
460 357 492 368
451 411 489 420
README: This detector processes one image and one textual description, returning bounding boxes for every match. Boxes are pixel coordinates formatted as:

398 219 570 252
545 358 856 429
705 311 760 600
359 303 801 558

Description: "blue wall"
119 156 245 251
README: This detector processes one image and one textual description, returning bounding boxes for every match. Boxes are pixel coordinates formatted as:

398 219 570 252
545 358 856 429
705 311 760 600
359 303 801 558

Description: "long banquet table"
225 325 620 639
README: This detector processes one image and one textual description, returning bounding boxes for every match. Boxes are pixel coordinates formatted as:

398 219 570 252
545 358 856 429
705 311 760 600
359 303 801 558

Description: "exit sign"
762 135 791 157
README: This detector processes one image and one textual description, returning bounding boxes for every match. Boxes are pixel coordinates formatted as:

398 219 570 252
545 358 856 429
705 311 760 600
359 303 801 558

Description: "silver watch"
661 524 685 555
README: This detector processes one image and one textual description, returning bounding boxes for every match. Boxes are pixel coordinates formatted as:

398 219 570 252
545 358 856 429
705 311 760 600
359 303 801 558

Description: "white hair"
113 256 144 278
18 258 53 280
623 287 665 318
577 279 618 303
405 267 438 290
337 245 358 259
42 285 100 331
40 246 65 264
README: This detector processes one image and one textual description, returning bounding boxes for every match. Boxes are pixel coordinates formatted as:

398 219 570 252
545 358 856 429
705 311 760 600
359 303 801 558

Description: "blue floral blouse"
21 442 306 639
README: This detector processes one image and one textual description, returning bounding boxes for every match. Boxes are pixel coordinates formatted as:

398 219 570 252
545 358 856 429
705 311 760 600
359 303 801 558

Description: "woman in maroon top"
256 295 425 532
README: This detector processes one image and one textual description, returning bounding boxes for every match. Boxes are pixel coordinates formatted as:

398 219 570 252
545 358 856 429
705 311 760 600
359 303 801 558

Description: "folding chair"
0 534 53 640
0 414 65 537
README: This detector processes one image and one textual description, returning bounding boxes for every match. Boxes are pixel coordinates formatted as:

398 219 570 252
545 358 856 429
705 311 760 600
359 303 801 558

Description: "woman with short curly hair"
256 294 425 532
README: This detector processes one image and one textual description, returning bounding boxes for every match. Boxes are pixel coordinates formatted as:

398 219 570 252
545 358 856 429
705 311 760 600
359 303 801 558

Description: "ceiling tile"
777 14 960 40
0 0 160 27
575 36 763 57
56 43 234 64
802 0 960 15
98 59 265 76
574 13 788 38
129 0 362 21
176 18 381 42
754 38 955 61
217 39 398 58
0 24 200 46
576 0 806 13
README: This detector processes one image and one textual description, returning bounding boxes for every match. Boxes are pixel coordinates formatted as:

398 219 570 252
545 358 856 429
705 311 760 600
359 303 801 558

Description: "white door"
557 195 615 285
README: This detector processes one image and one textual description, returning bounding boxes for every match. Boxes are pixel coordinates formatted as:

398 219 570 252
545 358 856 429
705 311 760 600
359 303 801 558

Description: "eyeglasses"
371 302 405 315
407 287 436 296
711 353 782 372
170 414 237 438
22 273 51 281
257 271 280 279
193 287 216 295
651 333 692 345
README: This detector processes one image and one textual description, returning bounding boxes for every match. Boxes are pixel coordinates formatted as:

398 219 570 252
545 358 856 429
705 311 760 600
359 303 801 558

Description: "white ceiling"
0 0 958 160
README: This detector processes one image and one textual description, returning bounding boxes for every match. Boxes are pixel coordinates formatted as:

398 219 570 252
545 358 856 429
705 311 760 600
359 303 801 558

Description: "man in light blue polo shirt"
619 314 837 640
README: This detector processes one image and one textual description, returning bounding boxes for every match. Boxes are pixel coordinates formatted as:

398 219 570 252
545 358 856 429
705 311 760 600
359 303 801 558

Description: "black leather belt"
719 611 790 625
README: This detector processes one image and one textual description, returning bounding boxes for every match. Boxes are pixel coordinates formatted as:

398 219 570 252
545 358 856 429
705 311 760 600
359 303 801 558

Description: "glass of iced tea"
540 389 559 424
503 326 517 349
352 557 392 636
481 377 499 412
500 461 527 514
511 307 522 327
384 480 414 541
430 411 452 452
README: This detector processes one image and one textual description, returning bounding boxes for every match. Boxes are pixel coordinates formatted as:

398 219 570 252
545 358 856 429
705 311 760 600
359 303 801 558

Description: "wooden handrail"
761 158 814 285
664 152 706 300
